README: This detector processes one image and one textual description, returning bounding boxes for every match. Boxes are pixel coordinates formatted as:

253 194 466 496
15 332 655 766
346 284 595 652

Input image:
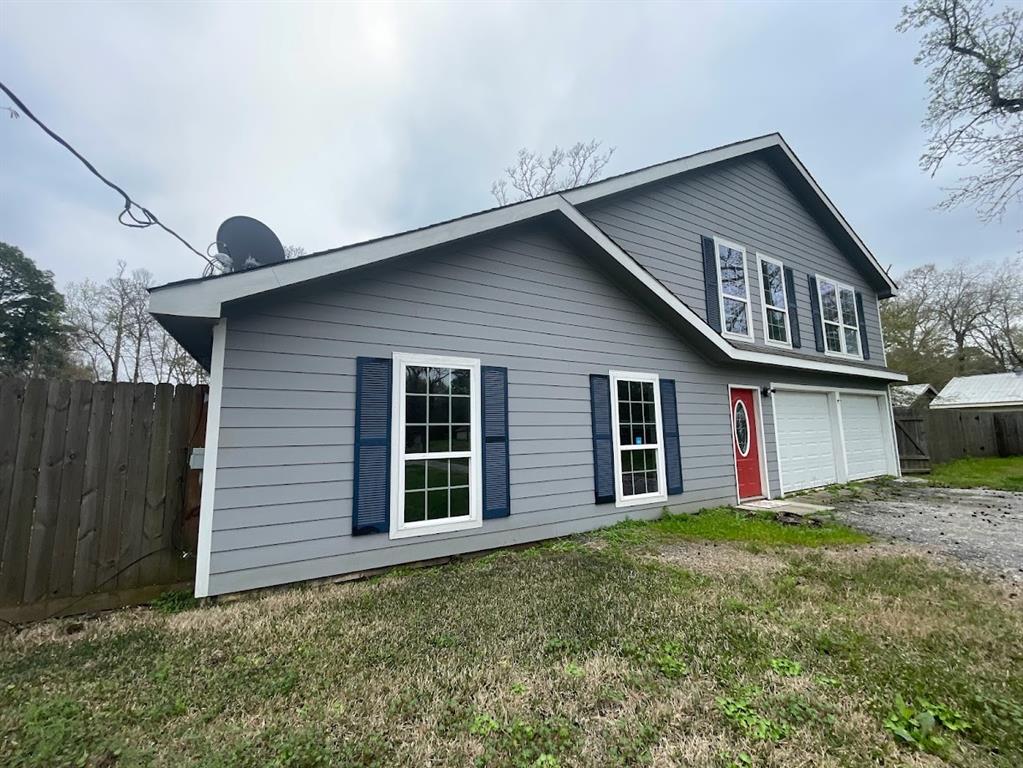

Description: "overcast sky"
1 1 1020 291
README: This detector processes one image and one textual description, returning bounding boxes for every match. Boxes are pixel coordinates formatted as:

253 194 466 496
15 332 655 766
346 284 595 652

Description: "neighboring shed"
931 372 1023 412
891 383 938 412
924 372 1023 463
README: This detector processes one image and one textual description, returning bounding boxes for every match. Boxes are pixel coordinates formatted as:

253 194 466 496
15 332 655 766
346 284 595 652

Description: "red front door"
730 388 763 500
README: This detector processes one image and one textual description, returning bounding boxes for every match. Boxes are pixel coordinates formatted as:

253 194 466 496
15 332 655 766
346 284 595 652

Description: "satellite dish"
216 216 286 272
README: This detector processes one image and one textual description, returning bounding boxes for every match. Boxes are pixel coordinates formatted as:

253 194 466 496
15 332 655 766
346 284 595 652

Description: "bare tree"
65 261 206 384
899 0 1023 220
491 140 616 205
882 257 1023 384
972 256 1023 367
284 245 306 260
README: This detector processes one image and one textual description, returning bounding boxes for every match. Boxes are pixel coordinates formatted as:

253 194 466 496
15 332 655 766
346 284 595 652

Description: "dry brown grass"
2 514 1022 767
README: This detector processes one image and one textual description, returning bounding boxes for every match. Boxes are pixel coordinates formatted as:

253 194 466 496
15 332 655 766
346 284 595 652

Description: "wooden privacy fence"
893 406 1023 470
0 378 206 622
927 408 1023 465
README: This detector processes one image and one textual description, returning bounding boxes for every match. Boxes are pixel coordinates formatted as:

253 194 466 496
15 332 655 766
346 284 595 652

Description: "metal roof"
890 383 937 408
931 372 1023 410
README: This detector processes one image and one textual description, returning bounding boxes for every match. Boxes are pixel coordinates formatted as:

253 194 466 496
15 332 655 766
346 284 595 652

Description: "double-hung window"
609 370 667 507
391 353 482 538
758 254 790 347
816 276 861 358
714 237 753 340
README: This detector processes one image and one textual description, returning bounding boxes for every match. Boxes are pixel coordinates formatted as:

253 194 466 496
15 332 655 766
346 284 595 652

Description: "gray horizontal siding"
208 223 887 595
582 155 886 367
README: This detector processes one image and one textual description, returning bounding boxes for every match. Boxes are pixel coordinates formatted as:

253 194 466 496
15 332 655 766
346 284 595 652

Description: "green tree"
0 241 71 376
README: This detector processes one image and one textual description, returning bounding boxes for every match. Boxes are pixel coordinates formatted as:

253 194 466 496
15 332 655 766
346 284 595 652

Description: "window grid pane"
403 457 471 524
718 244 747 297
760 260 785 310
404 366 472 457
723 297 749 336
402 364 473 526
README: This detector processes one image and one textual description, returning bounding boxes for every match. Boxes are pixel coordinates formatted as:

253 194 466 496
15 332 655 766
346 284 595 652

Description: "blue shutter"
352 357 391 535
807 275 825 353
854 291 871 359
784 266 801 349
701 236 721 333
589 375 615 504
659 378 684 495
481 365 510 519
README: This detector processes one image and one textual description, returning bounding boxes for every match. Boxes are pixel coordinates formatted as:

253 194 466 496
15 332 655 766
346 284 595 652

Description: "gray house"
150 134 906 598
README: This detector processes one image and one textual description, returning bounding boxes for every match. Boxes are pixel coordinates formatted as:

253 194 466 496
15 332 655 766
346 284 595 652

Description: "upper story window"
714 238 753 341
391 353 482 538
758 254 790 347
609 370 667 508
816 276 861 358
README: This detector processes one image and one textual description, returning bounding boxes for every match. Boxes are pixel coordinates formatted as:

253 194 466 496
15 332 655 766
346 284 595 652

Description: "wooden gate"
893 408 930 474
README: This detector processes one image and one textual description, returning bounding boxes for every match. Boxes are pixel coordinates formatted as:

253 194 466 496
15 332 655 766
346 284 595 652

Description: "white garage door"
841 394 890 480
774 391 838 492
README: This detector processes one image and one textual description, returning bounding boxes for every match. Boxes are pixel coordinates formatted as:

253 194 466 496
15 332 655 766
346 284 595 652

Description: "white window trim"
815 274 862 360
757 253 791 348
713 236 754 342
609 369 668 509
389 352 483 539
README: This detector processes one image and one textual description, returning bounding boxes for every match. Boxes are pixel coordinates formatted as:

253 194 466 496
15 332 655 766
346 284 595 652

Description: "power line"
0 80 215 269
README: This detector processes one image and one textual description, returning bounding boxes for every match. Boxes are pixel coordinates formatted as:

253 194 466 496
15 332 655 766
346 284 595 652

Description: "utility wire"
0 81 215 269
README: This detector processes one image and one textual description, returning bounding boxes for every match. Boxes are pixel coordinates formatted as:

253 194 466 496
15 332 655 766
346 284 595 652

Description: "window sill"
615 493 667 509
763 338 792 349
722 330 755 342
390 516 483 540
823 350 863 361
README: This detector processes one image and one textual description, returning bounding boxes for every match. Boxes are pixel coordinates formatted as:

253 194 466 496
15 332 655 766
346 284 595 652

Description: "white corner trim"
193 317 227 599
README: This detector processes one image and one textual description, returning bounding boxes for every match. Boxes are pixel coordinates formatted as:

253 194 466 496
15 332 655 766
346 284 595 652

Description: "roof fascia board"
149 192 907 383
562 134 780 205
564 134 897 295
149 195 561 318
930 400 1023 410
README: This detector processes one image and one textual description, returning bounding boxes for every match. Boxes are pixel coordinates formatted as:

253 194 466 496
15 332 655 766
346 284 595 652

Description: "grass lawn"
2 508 1022 767
929 456 1023 492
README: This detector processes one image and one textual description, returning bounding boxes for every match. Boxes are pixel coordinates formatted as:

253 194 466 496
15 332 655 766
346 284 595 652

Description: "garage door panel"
775 391 837 492
841 394 889 480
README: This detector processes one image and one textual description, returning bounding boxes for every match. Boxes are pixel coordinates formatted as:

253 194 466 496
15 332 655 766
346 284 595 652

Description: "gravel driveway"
819 482 1023 583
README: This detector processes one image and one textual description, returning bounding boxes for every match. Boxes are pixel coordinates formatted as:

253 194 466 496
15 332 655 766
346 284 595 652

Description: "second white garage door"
840 394 891 480
774 390 838 492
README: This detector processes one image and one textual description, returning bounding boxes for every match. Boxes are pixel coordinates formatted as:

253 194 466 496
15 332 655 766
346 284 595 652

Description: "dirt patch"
644 541 788 577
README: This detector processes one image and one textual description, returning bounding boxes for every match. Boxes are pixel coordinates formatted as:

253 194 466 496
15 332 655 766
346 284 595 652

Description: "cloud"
0 0 1018 292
